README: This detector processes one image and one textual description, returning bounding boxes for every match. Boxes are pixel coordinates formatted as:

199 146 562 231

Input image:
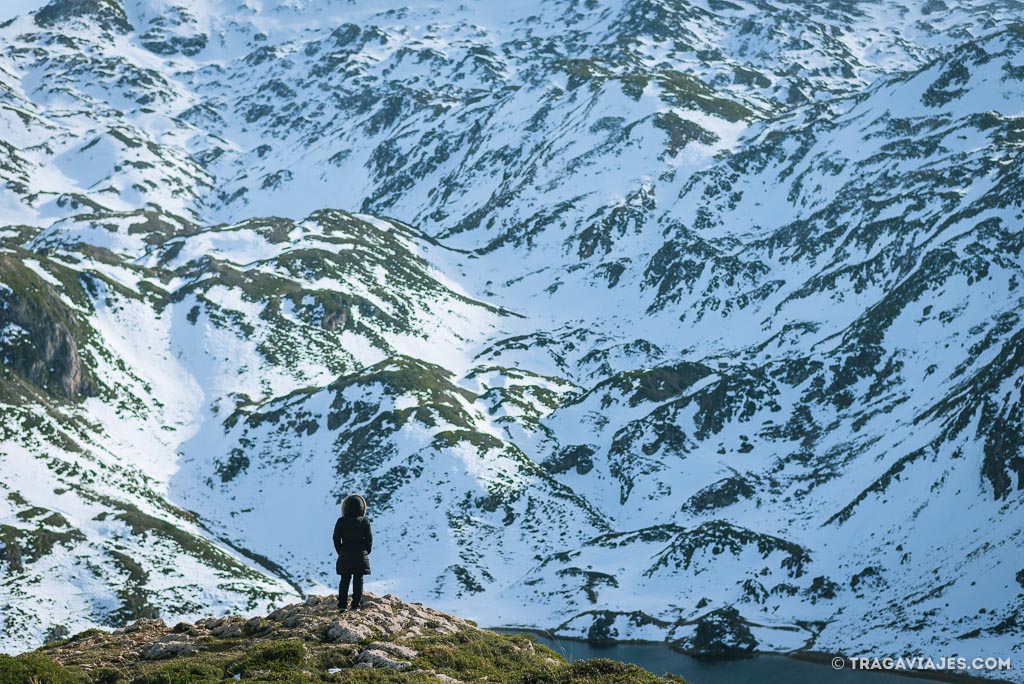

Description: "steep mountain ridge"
1 0 1022 680
3 0 1023 236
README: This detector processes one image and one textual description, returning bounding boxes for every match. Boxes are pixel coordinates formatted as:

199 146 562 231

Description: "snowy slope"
1 0 1022 679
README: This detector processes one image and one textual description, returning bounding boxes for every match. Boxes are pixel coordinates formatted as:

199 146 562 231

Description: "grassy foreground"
0 594 686 683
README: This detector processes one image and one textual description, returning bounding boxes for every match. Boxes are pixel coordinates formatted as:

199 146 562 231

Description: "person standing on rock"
333 493 372 611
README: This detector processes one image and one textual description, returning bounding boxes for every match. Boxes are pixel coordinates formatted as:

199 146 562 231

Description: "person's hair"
342 493 366 518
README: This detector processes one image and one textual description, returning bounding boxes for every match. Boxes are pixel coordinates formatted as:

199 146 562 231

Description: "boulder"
141 635 196 660
122 618 166 634
364 642 417 660
325 621 372 643
356 648 412 670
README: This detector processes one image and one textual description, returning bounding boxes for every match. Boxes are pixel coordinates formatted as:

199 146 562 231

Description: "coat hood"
342 493 367 517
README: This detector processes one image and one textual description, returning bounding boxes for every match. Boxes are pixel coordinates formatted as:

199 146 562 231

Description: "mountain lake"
489 629 1006 684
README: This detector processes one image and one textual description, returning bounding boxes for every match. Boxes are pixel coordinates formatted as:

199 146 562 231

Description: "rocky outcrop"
0 255 97 402
673 607 758 658
24 593 679 683
355 642 417 670
40 594 462 671
34 0 132 33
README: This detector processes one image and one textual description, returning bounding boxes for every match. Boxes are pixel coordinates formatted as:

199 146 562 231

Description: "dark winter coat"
333 494 372 575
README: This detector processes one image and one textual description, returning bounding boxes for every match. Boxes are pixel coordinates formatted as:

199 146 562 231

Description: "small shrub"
227 639 306 676
65 628 107 644
316 647 355 671
569 658 653 679
414 629 564 681
131 661 221 683
91 667 128 683
0 652 87 683
44 625 71 644
526 658 678 683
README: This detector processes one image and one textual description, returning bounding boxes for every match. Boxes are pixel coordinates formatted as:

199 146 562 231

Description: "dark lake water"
490 629 974 684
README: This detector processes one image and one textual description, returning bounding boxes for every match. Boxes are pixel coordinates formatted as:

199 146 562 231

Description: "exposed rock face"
34 0 132 33
324 621 372 644
355 643 415 670
141 635 197 660
0 255 97 402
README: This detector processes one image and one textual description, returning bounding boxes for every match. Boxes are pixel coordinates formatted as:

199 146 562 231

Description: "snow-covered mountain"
1 0 1022 678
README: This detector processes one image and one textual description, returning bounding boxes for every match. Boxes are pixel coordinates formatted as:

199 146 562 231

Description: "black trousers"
338 572 363 607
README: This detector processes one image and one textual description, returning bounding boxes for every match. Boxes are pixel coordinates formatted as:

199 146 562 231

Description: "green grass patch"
0 652 88 683
131 660 221 683
412 629 684 682
413 628 562 681
226 638 307 677
557 658 688 683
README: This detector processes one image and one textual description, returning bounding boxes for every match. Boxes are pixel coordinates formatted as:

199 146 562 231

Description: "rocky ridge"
3 593 682 683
